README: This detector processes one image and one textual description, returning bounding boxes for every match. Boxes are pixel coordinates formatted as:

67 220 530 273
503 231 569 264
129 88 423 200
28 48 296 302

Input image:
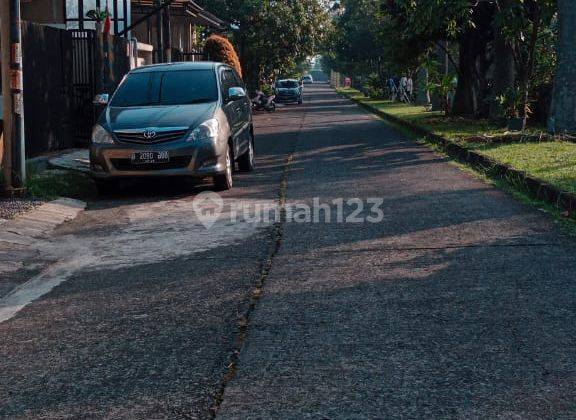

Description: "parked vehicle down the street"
89 62 255 194
301 75 314 84
275 79 303 104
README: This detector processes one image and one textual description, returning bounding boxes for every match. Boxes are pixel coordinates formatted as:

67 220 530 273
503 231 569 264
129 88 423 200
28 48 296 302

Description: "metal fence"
173 48 207 62
21 22 75 157
20 23 132 156
71 30 97 141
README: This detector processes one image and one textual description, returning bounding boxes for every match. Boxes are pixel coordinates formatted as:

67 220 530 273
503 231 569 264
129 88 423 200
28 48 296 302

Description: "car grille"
114 129 188 144
277 92 299 101
111 156 192 171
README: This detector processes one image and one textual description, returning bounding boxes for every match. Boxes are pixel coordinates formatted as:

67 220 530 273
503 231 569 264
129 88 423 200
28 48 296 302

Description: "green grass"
338 87 576 195
25 169 94 200
475 142 576 194
338 87 508 140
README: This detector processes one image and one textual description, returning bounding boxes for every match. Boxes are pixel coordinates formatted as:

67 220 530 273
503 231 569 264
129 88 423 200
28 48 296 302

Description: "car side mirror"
93 93 109 106
228 87 246 102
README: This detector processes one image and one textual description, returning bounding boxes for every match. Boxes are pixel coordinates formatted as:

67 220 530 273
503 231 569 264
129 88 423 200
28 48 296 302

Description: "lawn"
25 168 94 200
338 87 576 195
337 87 508 140
477 142 576 194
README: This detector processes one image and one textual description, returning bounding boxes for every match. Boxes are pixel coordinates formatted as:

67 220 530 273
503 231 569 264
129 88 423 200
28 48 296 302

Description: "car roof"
277 79 299 82
130 61 226 73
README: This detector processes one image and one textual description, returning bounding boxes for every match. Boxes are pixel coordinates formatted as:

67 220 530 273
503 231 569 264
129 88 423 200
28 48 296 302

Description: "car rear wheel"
214 145 233 190
238 136 255 172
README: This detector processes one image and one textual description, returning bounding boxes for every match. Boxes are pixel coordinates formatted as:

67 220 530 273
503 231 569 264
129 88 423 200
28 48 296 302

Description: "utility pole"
1 0 25 193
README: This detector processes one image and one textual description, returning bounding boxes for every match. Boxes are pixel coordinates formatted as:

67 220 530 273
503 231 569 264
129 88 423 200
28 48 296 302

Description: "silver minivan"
90 62 254 193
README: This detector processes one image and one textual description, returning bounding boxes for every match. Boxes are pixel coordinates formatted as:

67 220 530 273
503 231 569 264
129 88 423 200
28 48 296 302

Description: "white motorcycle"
251 90 276 112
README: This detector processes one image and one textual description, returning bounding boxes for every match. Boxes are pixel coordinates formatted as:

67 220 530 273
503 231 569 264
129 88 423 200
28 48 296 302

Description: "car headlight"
91 125 113 144
188 118 220 142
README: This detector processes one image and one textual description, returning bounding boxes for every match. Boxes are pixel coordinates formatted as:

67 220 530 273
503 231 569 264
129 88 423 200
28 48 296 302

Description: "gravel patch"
0 197 46 220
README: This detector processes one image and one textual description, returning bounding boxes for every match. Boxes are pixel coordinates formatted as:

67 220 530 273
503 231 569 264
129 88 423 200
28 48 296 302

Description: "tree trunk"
238 35 259 91
452 3 494 117
520 5 541 124
549 0 576 134
490 30 515 120
377 56 386 92
415 66 430 106
452 33 481 116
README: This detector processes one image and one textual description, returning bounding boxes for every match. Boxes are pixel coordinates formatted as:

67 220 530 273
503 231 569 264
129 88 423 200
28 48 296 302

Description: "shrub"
366 74 385 98
204 35 243 78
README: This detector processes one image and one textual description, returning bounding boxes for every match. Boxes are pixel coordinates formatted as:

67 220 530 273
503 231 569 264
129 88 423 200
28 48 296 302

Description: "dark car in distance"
90 62 254 193
275 79 303 104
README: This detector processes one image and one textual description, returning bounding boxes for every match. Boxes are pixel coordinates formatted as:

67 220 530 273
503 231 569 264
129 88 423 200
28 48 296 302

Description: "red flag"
103 1 111 35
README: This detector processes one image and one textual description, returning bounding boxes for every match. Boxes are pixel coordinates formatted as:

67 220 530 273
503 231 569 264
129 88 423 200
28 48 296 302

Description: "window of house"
65 0 129 33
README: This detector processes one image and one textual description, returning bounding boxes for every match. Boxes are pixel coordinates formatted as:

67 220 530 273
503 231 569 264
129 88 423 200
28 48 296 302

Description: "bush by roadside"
204 35 243 78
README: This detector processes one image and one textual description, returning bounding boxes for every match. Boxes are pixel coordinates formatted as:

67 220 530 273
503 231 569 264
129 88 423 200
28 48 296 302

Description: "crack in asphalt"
209 105 307 419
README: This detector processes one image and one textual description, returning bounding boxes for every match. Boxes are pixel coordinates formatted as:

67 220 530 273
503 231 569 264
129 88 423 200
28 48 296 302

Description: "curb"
47 149 90 174
341 92 576 216
0 197 86 247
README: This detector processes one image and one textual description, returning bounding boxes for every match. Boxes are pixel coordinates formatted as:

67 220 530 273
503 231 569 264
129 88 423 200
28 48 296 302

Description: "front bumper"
276 92 301 103
90 139 227 179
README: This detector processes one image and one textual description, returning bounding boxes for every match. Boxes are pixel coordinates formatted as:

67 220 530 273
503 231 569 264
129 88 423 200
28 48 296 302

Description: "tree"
330 0 385 85
497 0 556 126
385 0 556 120
328 0 424 90
198 0 331 89
204 34 243 77
490 2 516 120
389 0 496 116
549 0 576 133
328 0 559 124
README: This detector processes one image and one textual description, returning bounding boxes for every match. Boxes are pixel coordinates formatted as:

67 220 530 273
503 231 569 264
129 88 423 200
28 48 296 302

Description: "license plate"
131 151 169 164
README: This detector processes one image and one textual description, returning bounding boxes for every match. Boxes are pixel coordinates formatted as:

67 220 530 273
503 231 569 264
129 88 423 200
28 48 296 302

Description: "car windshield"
277 80 299 88
111 69 218 107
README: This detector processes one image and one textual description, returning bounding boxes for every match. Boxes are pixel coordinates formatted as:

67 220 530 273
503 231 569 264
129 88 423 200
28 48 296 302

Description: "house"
11 0 226 157
21 1 226 66
21 0 129 32
130 0 226 66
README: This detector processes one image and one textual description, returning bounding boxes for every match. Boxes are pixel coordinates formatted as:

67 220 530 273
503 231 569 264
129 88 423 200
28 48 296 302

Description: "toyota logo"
143 129 157 139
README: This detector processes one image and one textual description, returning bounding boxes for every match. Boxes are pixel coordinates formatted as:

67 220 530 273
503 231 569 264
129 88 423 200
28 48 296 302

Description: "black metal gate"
70 30 97 142
174 48 207 62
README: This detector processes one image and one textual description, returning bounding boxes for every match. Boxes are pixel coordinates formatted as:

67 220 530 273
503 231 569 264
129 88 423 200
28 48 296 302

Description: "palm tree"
549 0 576 134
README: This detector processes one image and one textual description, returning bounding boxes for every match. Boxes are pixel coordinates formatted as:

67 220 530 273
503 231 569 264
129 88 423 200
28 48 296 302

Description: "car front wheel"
214 145 233 190
238 136 255 172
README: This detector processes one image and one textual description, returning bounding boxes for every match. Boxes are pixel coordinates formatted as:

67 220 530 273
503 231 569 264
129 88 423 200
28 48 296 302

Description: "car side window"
232 71 245 89
220 69 235 101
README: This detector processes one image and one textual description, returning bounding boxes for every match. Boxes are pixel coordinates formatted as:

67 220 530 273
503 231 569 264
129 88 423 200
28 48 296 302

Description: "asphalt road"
2 85 576 419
